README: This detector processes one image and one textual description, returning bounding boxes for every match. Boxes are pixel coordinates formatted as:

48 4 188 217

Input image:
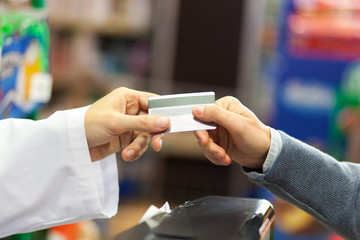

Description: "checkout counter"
113 196 275 240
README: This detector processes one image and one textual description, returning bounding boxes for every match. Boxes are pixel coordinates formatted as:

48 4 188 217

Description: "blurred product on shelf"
285 0 360 164
330 62 360 162
294 0 360 14
46 222 101 240
45 0 154 114
0 2 104 240
49 31 100 87
1 221 101 240
271 0 360 152
48 0 152 36
289 0 360 60
0 0 52 119
260 0 355 239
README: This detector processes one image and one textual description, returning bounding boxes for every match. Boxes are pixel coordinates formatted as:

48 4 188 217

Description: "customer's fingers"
192 104 245 133
203 142 232 166
194 130 231 166
194 130 210 146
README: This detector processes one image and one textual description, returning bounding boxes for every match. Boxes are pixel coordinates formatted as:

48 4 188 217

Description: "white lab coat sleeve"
0 107 119 238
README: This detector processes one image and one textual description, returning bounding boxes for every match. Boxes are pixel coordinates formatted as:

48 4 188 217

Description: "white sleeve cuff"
262 128 282 173
68 106 118 219
91 155 119 217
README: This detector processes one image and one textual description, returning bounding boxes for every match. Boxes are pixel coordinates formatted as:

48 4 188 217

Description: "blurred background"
2 0 360 239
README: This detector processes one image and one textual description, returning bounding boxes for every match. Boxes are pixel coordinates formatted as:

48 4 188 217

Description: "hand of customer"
192 96 271 169
85 87 170 162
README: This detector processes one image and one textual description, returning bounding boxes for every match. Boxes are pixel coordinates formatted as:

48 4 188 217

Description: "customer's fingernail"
127 149 135 158
157 116 169 128
194 106 205 115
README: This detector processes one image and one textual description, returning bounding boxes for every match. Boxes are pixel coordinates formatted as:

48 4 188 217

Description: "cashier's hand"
192 96 271 170
85 87 170 162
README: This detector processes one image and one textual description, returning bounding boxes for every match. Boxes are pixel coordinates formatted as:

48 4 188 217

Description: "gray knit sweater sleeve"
245 130 360 240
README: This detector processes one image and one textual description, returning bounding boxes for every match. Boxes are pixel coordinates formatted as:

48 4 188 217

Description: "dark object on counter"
113 195 275 240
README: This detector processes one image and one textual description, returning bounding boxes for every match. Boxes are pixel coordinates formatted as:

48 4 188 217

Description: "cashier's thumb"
120 114 170 133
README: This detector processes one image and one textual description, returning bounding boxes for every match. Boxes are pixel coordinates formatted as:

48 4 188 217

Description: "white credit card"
148 92 217 133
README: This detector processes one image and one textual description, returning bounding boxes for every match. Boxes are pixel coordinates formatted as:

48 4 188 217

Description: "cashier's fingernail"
127 149 135 158
194 106 205 115
157 116 169 128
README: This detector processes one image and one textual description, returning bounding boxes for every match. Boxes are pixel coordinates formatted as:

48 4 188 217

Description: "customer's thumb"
192 105 238 129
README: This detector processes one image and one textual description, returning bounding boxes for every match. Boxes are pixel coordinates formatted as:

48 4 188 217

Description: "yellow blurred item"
274 197 323 234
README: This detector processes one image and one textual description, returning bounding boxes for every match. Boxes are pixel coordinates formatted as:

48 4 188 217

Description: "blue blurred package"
0 10 52 119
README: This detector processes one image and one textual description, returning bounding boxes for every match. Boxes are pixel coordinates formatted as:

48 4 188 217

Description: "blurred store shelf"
48 15 150 38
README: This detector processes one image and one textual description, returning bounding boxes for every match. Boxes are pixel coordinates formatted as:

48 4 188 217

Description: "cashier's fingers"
195 130 232 166
121 132 150 161
117 114 170 134
119 131 133 149
150 133 164 152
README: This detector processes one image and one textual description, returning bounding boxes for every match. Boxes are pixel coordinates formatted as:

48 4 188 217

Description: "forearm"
0 107 118 237
245 130 360 240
